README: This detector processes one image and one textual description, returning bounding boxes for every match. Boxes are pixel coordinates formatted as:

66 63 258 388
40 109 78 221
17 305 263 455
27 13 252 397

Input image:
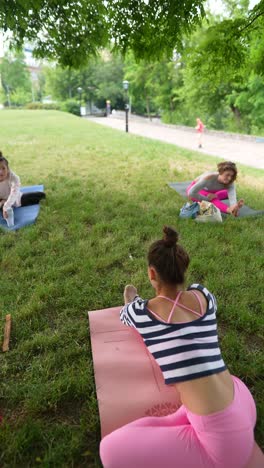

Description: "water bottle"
6 207 14 227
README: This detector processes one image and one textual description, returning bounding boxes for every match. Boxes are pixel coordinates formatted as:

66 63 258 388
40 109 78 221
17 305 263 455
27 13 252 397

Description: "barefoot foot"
229 199 244 217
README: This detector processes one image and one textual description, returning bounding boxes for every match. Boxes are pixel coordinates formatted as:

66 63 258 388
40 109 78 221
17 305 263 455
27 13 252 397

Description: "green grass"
0 110 263 467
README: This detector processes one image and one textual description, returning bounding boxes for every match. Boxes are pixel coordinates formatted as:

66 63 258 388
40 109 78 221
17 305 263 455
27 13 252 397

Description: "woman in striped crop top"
100 226 257 468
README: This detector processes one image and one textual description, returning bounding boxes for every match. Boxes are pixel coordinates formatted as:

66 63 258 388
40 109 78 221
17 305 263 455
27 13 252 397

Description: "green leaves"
0 51 32 106
0 0 205 66
108 0 205 60
43 53 124 109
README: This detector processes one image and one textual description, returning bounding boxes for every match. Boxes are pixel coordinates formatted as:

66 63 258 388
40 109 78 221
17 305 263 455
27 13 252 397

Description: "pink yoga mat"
88 306 181 438
88 307 264 466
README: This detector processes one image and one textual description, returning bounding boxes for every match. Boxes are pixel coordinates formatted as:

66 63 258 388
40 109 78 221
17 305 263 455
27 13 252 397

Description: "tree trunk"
230 103 241 124
145 94 151 121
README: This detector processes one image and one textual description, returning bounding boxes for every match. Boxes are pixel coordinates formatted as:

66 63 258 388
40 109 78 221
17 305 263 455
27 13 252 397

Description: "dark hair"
0 151 9 168
148 226 190 285
217 161 237 182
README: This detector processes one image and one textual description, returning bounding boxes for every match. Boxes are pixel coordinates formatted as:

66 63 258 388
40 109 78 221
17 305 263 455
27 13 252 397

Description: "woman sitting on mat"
187 161 244 216
0 151 45 220
100 226 256 468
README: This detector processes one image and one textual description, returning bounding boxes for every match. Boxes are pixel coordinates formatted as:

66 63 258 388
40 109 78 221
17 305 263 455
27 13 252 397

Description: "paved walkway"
86 114 264 170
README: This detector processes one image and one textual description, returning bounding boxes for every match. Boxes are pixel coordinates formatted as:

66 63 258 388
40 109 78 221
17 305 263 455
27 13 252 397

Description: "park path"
86 113 264 170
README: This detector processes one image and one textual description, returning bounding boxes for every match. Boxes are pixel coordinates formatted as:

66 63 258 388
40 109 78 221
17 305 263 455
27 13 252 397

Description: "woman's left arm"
120 296 145 329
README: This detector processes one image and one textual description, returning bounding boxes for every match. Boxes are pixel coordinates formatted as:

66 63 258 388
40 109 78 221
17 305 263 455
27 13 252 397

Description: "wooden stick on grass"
2 314 11 352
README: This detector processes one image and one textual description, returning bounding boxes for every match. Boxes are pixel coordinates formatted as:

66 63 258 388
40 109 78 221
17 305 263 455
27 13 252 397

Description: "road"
86 114 264 170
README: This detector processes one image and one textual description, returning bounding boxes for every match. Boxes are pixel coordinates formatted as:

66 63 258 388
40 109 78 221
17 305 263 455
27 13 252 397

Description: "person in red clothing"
195 118 204 148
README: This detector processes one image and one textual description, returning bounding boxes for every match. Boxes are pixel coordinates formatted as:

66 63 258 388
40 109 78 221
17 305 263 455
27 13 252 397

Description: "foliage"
1 0 263 69
0 1 206 67
124 53 157 116
61 99 81 116
0 1 109 68
25 102 61 110
156 1 264 134
43 54 125 111
187 1 264 84
9 87 32 107
0 51 32 106
44 66 81 101
0 110 263 465
91 54 125 110
1 2 264 128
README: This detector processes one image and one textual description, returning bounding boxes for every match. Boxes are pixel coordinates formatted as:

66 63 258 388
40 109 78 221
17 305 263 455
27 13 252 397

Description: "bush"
161 110 194 127
26 102 61 110
61 100 80 116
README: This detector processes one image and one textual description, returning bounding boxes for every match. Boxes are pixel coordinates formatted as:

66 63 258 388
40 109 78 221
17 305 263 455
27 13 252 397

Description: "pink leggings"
100 376 256 468
187 181 230 214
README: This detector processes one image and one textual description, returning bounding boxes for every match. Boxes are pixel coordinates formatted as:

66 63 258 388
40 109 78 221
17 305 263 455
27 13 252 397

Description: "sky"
208 0 259 14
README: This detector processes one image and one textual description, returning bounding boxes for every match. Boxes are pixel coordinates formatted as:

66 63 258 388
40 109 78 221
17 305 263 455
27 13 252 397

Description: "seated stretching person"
0 151 45 220
187 161 244 216
100 226 256 468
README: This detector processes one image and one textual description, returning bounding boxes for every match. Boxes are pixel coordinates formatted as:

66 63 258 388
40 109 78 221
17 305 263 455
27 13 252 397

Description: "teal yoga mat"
0 185 45 231
168 181 264 218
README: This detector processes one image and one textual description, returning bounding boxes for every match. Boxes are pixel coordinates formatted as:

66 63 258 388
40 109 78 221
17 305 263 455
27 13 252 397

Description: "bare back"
147 290 234 415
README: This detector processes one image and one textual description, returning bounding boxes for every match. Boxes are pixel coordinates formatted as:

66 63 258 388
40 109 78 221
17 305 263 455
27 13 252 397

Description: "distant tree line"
0 0 263 134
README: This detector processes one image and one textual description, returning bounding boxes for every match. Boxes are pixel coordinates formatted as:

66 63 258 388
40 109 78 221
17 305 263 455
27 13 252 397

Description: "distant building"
23 45 42 82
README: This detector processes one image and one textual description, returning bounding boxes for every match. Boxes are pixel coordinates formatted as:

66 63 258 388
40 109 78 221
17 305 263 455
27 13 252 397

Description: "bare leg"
228 199 244 217
197 132 202 148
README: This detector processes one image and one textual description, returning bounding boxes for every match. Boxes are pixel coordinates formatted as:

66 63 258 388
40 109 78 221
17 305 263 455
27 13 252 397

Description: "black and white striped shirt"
120 283 227 384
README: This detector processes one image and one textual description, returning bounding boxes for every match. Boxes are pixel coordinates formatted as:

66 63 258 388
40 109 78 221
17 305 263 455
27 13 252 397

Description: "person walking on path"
196 117 205 148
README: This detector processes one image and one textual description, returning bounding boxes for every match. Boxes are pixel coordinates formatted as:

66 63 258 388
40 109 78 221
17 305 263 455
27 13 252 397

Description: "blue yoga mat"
0 185 44 232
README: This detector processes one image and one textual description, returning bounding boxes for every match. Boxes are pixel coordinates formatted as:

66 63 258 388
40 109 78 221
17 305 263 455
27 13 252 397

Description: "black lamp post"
122 80 129 133
77 87 82 116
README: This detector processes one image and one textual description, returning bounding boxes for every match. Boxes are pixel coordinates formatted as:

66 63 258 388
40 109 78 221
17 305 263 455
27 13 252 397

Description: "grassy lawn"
0 110 263 467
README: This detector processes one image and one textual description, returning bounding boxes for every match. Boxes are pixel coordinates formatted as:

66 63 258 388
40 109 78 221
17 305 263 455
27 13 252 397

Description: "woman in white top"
0 151 45 220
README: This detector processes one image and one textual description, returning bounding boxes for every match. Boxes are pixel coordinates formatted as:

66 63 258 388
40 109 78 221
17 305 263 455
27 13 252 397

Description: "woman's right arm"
3 173 21 211
188 175 212 201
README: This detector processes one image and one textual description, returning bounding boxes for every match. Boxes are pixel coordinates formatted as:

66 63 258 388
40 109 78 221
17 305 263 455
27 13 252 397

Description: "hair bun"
163 226 178 247
0 151 3 157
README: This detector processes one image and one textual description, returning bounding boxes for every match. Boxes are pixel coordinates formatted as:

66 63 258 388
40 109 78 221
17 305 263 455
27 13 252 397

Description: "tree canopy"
1 1 264 134
1 0 206 67
1 1 264 69
187 0 264 82
1 1 264 70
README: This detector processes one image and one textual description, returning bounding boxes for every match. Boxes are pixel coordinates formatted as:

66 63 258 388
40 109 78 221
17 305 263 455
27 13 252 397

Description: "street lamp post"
122 80 129 133
77 87 82 116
